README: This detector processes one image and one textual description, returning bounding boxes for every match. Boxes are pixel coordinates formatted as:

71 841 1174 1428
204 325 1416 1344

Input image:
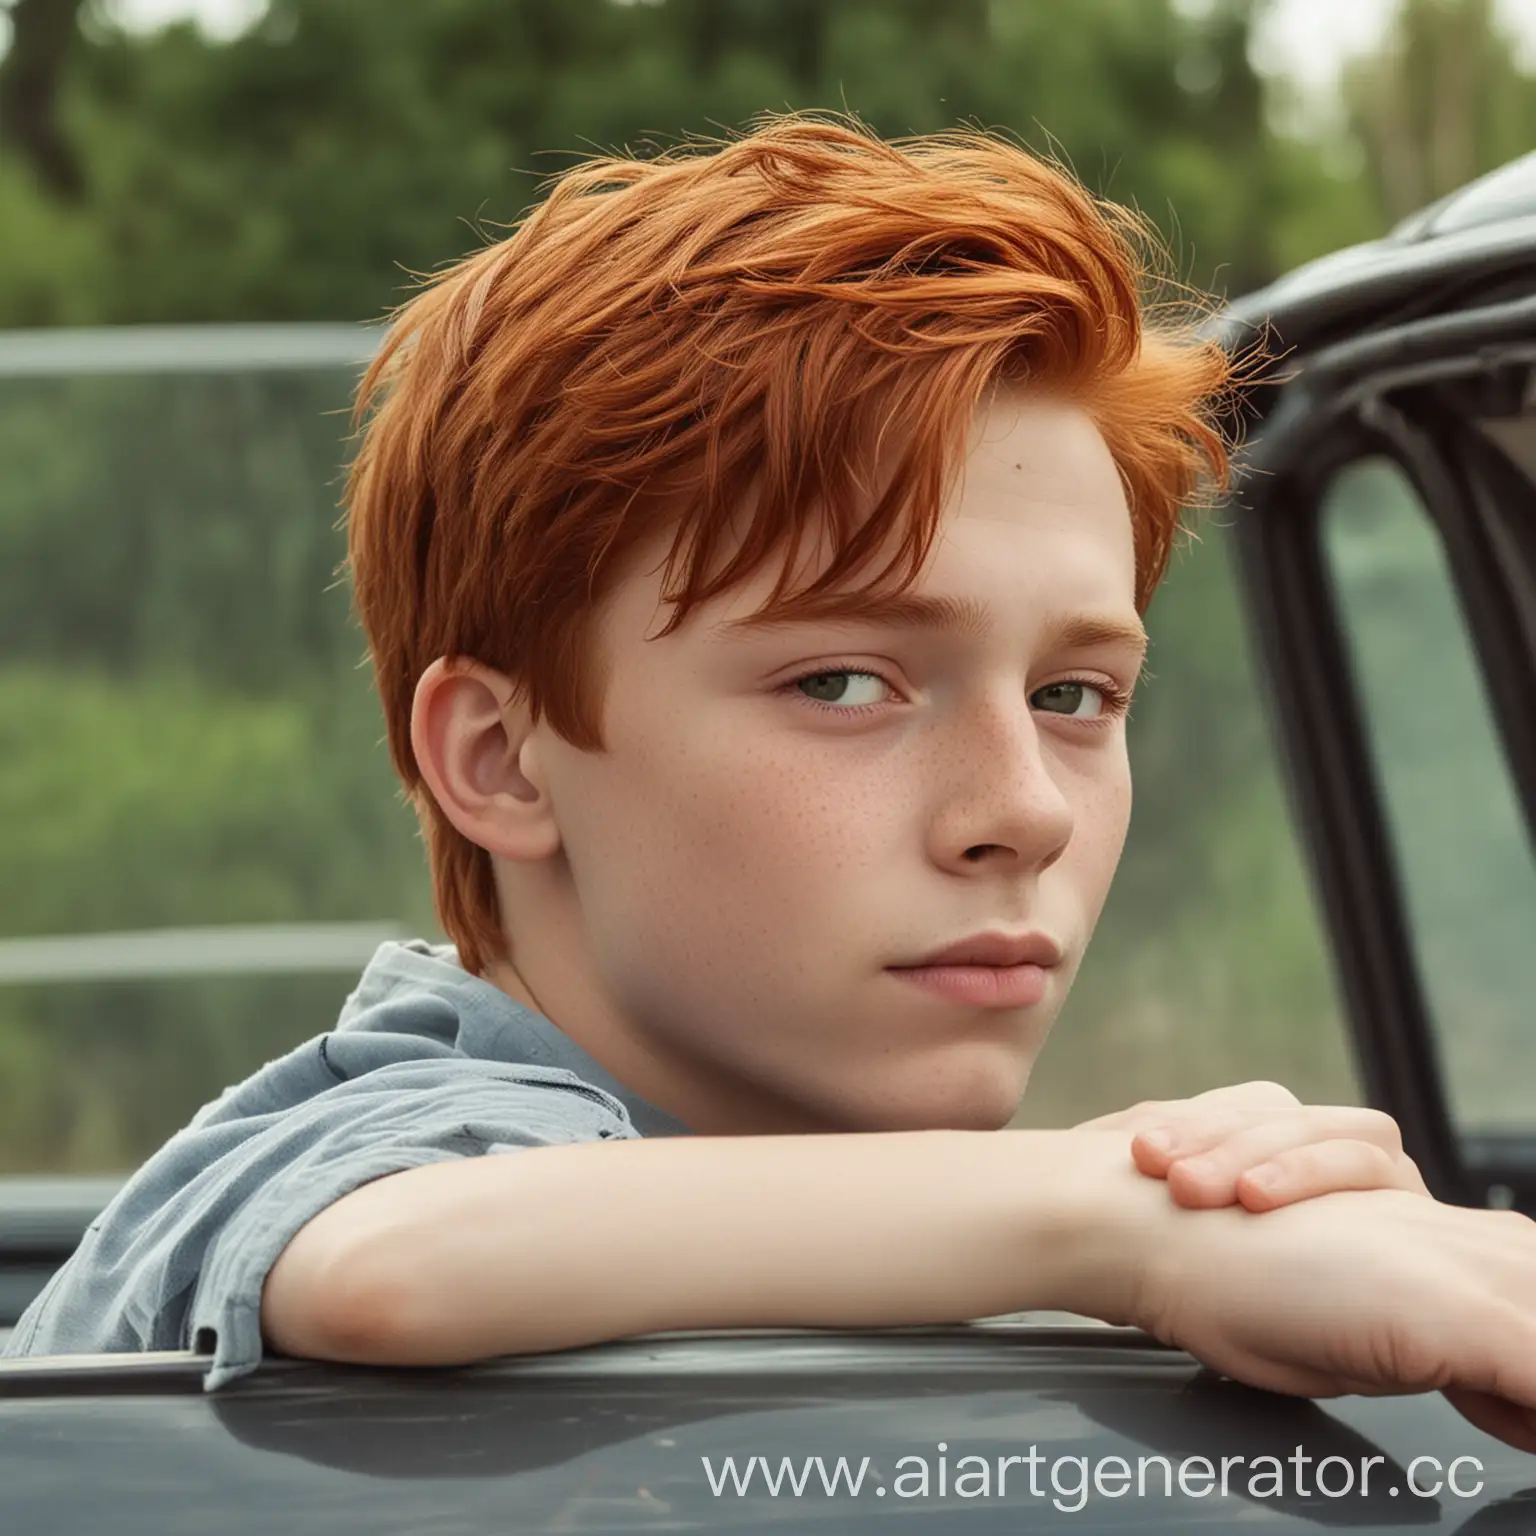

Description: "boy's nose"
928 710 1077 875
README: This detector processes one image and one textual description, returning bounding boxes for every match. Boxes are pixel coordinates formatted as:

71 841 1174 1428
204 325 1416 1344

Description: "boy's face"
432 390 1144 1134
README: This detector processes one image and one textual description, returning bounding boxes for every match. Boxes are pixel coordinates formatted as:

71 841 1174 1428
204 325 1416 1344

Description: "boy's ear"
409 657 562 863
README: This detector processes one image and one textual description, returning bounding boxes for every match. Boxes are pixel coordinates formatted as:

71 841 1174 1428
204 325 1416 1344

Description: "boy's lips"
885 962 1053 1008
884 930 1062 1009
890 929 1063 970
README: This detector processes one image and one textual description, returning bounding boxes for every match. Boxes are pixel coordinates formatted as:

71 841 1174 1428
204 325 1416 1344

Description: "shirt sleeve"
5 1058 636 1391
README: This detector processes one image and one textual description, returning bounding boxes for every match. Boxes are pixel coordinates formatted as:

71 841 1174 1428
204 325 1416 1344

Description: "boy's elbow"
261 1206 440 1366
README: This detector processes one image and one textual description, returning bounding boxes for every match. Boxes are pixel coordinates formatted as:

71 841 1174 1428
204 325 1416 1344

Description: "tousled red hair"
343 112 1236 977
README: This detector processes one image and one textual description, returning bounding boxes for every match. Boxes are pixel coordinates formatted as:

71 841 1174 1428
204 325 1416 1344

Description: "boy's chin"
821 1076 1031 1134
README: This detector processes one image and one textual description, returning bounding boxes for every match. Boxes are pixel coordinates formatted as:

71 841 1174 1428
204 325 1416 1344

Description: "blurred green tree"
0 0 1368 326
0 0 86 197
1343 0 1536 224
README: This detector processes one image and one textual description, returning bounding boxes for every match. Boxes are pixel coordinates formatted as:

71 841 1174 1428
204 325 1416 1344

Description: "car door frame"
1226 283 1536 1212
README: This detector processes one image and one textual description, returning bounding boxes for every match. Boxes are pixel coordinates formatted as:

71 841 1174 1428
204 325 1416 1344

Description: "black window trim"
1231 295 1536 1212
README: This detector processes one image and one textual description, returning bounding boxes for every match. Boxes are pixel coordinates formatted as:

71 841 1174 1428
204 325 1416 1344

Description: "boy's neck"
481 954 838 1137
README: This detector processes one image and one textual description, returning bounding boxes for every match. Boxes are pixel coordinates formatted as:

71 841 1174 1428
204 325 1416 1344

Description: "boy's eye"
1031 681 1104 719
794 670 889 707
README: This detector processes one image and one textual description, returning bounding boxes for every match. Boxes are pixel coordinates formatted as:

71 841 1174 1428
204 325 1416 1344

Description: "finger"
1233 1141 1430 1212
1163 1116 1409 1209
1443 1387 1536 1456
1134 1106 1403 1179
1164 1124 1408 1208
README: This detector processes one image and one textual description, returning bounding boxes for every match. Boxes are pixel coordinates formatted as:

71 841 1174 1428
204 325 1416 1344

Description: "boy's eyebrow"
715 591 1149 657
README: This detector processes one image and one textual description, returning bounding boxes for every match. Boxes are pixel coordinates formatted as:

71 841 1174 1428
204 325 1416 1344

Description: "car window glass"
1320 455 1536 1136
0 358 436 1175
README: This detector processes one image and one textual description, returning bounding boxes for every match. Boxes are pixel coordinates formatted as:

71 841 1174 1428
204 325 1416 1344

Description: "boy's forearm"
262 1130 1162 1365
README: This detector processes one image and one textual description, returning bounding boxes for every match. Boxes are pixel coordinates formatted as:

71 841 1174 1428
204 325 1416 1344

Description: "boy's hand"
1127 1188 1536 1454
1075 1081 1429 1211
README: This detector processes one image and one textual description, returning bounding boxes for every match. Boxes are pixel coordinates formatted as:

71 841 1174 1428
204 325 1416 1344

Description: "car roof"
1221 150 1536 354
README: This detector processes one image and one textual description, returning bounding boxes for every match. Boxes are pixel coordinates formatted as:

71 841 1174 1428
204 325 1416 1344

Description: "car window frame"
1229 293 1536 1213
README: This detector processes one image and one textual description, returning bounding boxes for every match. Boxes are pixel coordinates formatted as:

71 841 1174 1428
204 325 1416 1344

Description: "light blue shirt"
2 939 689 1389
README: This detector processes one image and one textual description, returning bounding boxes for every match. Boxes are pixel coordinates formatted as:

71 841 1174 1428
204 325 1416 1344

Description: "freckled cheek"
581 738 740 850
1065 761 1133 902
645 746 877 890
597 753 870 1001
695 764 835 870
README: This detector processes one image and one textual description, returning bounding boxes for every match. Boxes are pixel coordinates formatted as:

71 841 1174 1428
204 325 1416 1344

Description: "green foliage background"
0 0 1532 1168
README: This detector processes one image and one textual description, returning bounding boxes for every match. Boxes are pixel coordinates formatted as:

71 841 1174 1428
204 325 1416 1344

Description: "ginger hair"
343 112 1236 976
